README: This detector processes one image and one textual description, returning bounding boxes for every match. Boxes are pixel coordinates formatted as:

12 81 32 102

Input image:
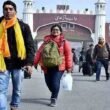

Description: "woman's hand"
34 65 37 70
67 68 72 73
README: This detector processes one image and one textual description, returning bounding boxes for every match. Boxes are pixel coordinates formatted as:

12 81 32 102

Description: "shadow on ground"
21 98 50 106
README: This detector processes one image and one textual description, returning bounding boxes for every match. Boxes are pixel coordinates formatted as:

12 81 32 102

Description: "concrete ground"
8 65 110 110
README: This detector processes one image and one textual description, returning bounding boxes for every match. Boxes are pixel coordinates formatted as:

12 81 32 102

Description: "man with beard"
93 37 110 81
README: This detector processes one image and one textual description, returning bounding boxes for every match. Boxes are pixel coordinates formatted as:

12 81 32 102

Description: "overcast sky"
0 0 110 22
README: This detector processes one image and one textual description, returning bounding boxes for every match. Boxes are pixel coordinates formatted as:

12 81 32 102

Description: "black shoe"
49 98 57 107
106 76 109 80
96 79 100 81
10 107 17 110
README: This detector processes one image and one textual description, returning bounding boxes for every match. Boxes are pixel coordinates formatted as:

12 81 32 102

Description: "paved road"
8 65 110 110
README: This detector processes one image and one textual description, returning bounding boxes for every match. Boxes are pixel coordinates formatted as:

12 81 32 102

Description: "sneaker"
49 98 57 107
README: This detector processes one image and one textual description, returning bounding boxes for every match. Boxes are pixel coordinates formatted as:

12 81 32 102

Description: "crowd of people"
73 37 110 80
0 1 109 110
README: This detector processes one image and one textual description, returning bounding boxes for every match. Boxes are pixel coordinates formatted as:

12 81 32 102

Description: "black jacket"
0 17 35 70
86 49 93 64
93 43 110 60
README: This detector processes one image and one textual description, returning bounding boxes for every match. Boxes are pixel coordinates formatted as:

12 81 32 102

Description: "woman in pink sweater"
34 24 73 107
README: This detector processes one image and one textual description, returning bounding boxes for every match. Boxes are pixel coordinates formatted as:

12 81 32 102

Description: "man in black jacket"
93 37 110 81
0 1 35 110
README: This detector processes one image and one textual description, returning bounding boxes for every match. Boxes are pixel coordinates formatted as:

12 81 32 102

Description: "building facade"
23 0 110 49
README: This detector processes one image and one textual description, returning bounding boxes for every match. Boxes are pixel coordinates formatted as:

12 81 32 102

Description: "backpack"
82 62 93 76
106 43 110 60
42 41 63 67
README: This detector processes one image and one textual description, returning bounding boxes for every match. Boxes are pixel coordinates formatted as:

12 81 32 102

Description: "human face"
51 26 61 37
98 37 104 44
3 4 16 20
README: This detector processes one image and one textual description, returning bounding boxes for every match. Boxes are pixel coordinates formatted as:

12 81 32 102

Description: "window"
97 5 99 9
70 24 75 29
100 5 102 8
62 23 67 28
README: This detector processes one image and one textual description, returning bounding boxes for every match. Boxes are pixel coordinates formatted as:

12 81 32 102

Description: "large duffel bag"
82 62 93 76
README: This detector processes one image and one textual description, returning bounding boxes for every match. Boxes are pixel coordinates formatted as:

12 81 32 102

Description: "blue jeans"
0 69 24 110
96 59 109 80
44 67 64 99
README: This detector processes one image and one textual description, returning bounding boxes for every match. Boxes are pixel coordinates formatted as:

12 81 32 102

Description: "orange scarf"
98 42 105 47
0 16 17 57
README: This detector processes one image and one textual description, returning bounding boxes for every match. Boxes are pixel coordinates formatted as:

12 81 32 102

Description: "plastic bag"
60 73 73 91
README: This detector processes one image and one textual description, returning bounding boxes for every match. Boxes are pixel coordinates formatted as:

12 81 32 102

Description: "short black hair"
89 44 93 47
50 24 63 33
72 48 75 51
3 0 17 11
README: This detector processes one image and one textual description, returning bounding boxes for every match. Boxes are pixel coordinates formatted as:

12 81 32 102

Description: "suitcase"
82 62 93 76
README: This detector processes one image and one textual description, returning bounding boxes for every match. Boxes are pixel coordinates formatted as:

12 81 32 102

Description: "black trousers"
44 67 63 99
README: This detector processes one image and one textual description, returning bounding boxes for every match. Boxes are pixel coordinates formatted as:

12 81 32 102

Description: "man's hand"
23 65 33 75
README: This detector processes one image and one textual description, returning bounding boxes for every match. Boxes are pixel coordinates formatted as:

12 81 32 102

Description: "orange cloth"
0 16 16 57
98 42 105 47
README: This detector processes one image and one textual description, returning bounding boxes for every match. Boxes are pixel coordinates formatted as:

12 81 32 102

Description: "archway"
34 22 93 50
35 22 92 41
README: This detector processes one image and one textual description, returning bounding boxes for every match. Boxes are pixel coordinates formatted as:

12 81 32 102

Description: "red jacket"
34 35 73 73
